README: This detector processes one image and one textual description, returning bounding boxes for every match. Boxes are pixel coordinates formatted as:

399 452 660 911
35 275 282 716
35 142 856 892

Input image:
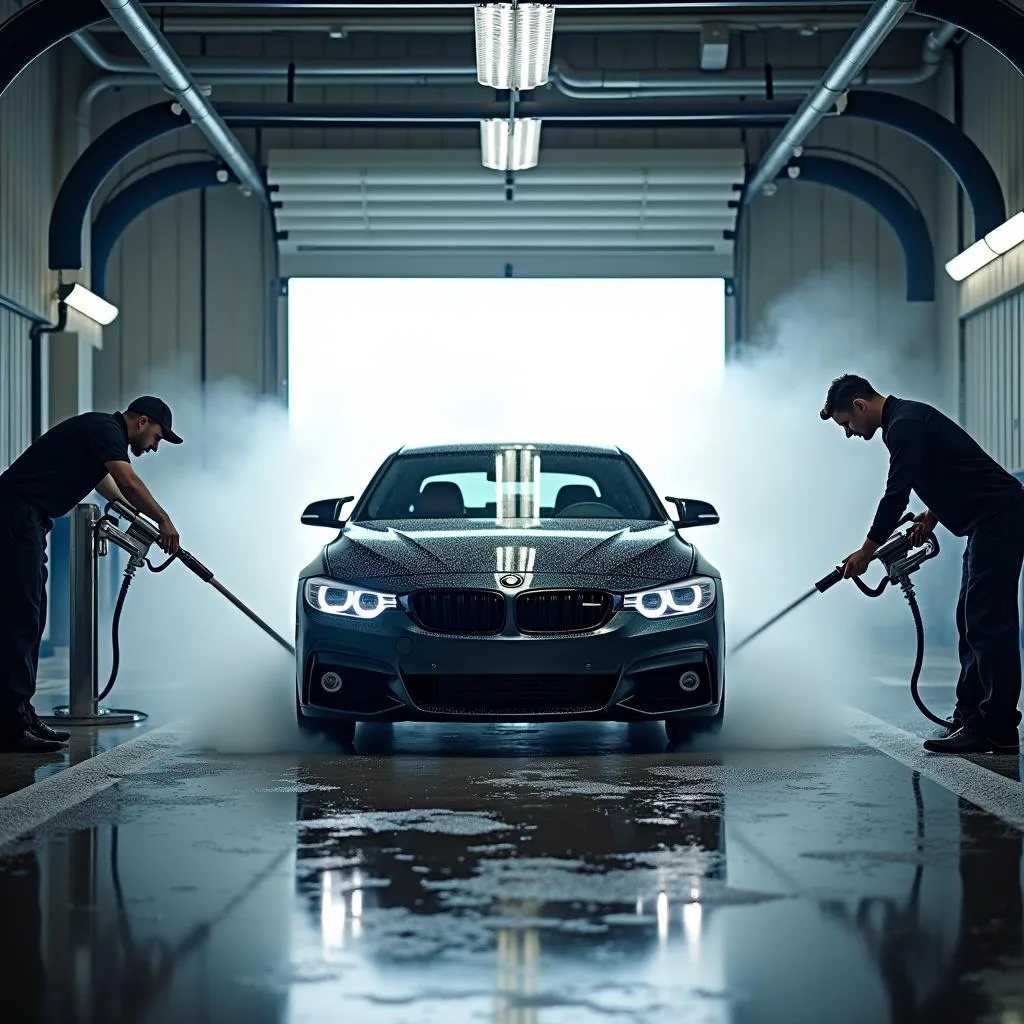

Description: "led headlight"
304 577 398 619
623 577 716 619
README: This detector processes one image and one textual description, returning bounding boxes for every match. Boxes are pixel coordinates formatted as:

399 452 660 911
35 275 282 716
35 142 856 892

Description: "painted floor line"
872 675 952 689
0 722 186 849
843 706 1024 832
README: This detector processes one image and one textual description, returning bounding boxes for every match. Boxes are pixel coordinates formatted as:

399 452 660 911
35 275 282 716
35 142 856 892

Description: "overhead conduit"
743 0 915 204
71 21 957 107
96 0 266 201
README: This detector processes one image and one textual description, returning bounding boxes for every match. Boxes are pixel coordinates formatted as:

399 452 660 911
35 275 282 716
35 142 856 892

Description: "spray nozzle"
814 514 940 595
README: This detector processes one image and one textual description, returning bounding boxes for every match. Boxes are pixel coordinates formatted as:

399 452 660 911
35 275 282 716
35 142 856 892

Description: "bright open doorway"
286 277 726 497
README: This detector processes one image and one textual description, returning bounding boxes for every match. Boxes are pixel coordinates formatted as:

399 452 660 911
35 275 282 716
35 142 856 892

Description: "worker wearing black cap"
0 397 182 754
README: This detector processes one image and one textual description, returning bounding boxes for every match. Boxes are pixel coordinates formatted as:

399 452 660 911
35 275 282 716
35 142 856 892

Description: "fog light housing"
321 671 343 693
679 671 700 692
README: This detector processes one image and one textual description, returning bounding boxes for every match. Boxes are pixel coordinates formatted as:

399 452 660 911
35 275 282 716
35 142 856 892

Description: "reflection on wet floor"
0 721 1022 1023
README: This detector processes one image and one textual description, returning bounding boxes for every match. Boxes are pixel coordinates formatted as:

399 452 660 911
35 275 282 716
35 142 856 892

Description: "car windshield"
357 448 664 522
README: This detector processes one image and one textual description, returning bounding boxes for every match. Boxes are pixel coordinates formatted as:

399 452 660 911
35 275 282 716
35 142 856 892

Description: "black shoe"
29 714 70 743
923 726 1020 756
930 709 966 740
0 729 66 754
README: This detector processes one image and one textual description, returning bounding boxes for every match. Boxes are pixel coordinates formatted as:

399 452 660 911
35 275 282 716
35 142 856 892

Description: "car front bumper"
295 583 725 724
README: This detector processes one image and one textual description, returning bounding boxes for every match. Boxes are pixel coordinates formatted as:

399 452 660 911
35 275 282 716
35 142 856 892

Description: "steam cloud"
107 269 957 753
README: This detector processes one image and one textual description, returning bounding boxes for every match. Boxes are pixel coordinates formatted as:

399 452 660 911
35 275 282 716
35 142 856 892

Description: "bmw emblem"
500 573 524 588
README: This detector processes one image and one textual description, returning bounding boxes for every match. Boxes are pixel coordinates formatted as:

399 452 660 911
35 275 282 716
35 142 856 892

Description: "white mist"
108 270 953 752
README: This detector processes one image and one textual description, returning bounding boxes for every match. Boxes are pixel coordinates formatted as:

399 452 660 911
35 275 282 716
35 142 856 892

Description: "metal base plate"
40 706 148 726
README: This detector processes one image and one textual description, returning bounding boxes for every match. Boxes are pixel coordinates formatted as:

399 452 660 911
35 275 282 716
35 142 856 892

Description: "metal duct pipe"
82 13 940 34
96 0 266 200
72 30 945 91
72 29 951 153
553 20 956 98
74 71 471 155
920 21 959 64
742 0 914 204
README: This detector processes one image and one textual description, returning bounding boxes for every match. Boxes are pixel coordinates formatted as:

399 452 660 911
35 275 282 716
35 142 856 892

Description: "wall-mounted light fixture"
945 211 1024 281
58 282 120 325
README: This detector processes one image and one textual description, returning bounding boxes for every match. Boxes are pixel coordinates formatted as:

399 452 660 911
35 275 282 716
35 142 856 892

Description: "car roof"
395 442 625 456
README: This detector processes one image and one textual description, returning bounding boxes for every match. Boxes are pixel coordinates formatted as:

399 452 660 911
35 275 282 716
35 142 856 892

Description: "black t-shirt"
868 396 1024 543
0 411 130 520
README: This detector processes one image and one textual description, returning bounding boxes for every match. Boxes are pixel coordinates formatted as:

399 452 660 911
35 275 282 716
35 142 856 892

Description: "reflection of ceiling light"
58 282 119 325
656 891 669 941
495 447 542 523
475 3 556 90
496 545 537 571
945 210 1024 281
320 872 346 950
480 117 542 171
683 901 703 948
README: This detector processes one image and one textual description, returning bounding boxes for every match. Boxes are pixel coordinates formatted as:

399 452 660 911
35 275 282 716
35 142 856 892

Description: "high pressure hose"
97 573 132 702
96 550 179 703
849 572 951 729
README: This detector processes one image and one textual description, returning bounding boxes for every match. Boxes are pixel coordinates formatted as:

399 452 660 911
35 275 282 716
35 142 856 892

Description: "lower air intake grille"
403 674 618 716
515 590 614 634
408 589 505 635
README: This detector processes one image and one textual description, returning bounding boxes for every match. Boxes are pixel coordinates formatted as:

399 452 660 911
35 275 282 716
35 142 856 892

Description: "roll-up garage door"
267 148 744 278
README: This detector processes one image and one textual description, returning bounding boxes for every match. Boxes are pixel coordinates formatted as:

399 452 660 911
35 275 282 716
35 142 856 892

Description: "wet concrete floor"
2 699 1023 1024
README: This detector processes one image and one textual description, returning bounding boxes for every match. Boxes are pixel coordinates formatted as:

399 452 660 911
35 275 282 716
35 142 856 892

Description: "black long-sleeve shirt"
868 396 1023 544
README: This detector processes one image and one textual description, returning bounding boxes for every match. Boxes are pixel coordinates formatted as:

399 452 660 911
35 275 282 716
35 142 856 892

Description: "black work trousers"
955 490 1024 744
0 495 50 739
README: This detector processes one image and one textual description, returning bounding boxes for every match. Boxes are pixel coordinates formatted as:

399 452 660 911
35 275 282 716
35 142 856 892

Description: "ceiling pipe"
72 26 948 89
72 24 951 151
81 12 941 34
96 0 267 201
553 20 956 98
742 0 914 204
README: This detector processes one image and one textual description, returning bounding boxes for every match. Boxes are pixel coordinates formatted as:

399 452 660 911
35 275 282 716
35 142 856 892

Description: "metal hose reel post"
40 502 148 727
41 499 296 729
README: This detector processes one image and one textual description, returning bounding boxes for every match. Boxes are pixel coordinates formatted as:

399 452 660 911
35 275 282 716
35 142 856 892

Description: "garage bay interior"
0 1 1023 1021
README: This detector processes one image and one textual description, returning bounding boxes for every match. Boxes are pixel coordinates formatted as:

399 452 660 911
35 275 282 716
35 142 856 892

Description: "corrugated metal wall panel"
958 37 1024 314
955 33 1024 484
962 293 1024 471
739 80 941 340
89 83 275 409
0 0 57 469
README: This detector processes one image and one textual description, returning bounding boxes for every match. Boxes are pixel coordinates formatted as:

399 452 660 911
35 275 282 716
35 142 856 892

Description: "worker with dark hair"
0 398 182 754
821 373 1024 755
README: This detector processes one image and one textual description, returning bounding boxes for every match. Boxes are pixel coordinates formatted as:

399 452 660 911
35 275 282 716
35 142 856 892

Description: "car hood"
322 518 697 590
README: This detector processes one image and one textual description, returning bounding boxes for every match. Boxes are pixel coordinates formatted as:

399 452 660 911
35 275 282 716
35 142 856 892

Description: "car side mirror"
665 495 720 528
301 496 354 529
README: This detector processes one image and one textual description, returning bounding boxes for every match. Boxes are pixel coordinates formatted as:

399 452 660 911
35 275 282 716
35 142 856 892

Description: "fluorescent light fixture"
945 210 1024 281
474 3 556 91
480 117 542 171
986 210 1024 253
58 282 119 325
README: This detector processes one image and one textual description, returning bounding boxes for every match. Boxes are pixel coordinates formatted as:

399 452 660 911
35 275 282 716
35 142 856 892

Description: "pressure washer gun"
813 513 941 601
97 500 295 656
